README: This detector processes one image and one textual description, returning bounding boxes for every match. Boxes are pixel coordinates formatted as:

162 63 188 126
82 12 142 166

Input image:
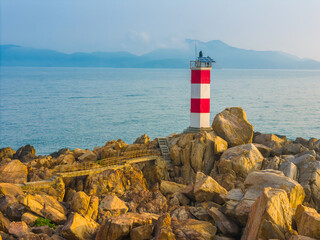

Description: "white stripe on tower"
191 84 210 99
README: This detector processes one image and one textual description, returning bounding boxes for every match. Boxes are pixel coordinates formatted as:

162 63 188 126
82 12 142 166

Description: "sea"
0 67 319 155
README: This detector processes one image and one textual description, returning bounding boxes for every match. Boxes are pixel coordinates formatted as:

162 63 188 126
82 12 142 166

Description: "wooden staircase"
157 137 171 161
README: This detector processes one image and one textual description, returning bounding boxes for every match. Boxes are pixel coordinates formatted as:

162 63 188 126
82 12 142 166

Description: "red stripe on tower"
191 70 211 84
190 98 210 113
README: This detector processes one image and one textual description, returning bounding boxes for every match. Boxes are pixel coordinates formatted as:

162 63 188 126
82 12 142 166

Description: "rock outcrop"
1 107 319 240
169 131 227 184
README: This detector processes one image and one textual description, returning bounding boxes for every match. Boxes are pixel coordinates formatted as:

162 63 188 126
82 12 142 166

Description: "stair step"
156 137 171 161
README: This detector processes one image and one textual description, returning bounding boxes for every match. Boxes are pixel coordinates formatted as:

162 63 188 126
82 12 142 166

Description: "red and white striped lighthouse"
186 51 215 132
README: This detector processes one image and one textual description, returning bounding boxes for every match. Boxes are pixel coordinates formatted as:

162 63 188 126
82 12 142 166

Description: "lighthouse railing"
190 61 212 69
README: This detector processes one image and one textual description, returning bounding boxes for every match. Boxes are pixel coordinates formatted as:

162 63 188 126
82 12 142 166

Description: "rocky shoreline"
0 107 319 240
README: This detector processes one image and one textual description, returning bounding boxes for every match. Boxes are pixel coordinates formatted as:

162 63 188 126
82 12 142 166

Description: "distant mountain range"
1 40 320 69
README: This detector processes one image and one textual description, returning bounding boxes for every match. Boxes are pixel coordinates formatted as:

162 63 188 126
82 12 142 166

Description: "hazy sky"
1 0 320 60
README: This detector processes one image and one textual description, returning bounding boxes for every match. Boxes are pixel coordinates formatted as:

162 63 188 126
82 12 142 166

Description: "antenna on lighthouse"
194 42 197 59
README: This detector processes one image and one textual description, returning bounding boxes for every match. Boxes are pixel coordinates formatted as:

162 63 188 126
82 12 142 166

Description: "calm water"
0 67 319 155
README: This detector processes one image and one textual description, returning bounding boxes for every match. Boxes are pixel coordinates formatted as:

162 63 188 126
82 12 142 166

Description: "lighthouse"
185 51 215 132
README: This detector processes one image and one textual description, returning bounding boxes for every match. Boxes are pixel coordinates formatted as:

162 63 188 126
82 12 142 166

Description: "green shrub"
34 217 56 229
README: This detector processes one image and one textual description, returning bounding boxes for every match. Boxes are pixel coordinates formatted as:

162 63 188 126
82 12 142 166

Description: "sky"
1 0 320 60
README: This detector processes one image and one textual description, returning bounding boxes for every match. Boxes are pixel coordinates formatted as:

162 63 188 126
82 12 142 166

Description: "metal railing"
54 149 159 173
17 149 160 192
190 60 213 69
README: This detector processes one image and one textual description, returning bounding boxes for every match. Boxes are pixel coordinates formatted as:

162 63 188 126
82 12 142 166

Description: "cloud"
126 30 151 44
156 37 189 50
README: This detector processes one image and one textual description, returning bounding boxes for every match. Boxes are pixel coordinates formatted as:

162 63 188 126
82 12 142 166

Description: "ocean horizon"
1 67 319 155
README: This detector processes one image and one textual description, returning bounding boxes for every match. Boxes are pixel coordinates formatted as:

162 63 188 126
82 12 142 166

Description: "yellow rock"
212 107 253 147
62 212 99 240
193 172 228 203
218 143 263 178
242 187 293 240
159 180 187 196
295 205 320 239
0 182 24 197
0 160 28 184
99 195 128 216
173 218 217 240
20 194 67 224
244 170 305 209
96 212 159 240
134 134 151 144
70 191 90 216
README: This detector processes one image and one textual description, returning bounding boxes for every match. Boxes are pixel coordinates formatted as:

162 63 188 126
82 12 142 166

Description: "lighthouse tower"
185 51 215 132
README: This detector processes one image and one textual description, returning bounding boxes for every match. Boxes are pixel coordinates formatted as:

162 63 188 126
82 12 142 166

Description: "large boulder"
217 143 263 178
142 158 170 187
282 143 308 155
21 212 39 227
62 212 99 240
244 170 305 209
8 221 30 238
99 195 128 216
70 191 90 216
172 218 217 240
279 162 298 180
0 147 15 161
291 154 320 211
78 151 97 162
95 212 159 240
242 187 293 240
312 139 320 152
0 160 28 183
86 195 99 221
85 165 148 197
207 207 239 237
132 188 168 214
56 153 75 165
295 205 320 239
212 107 253 147
130 224 154 240
0 182 24 197
224 169 305 226
193 172 228 204
20 194 67 224
0 212 10 233
13 145 36 162
134 134 150 144
159 181 187 196
253 133 287 155
73 148 87 159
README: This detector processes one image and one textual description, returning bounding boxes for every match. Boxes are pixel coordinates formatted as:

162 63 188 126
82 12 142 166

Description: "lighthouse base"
183 126 213 133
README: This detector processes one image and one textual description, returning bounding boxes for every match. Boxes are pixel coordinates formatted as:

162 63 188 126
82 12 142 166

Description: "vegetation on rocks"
0 109 319 239
34 217 56 229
